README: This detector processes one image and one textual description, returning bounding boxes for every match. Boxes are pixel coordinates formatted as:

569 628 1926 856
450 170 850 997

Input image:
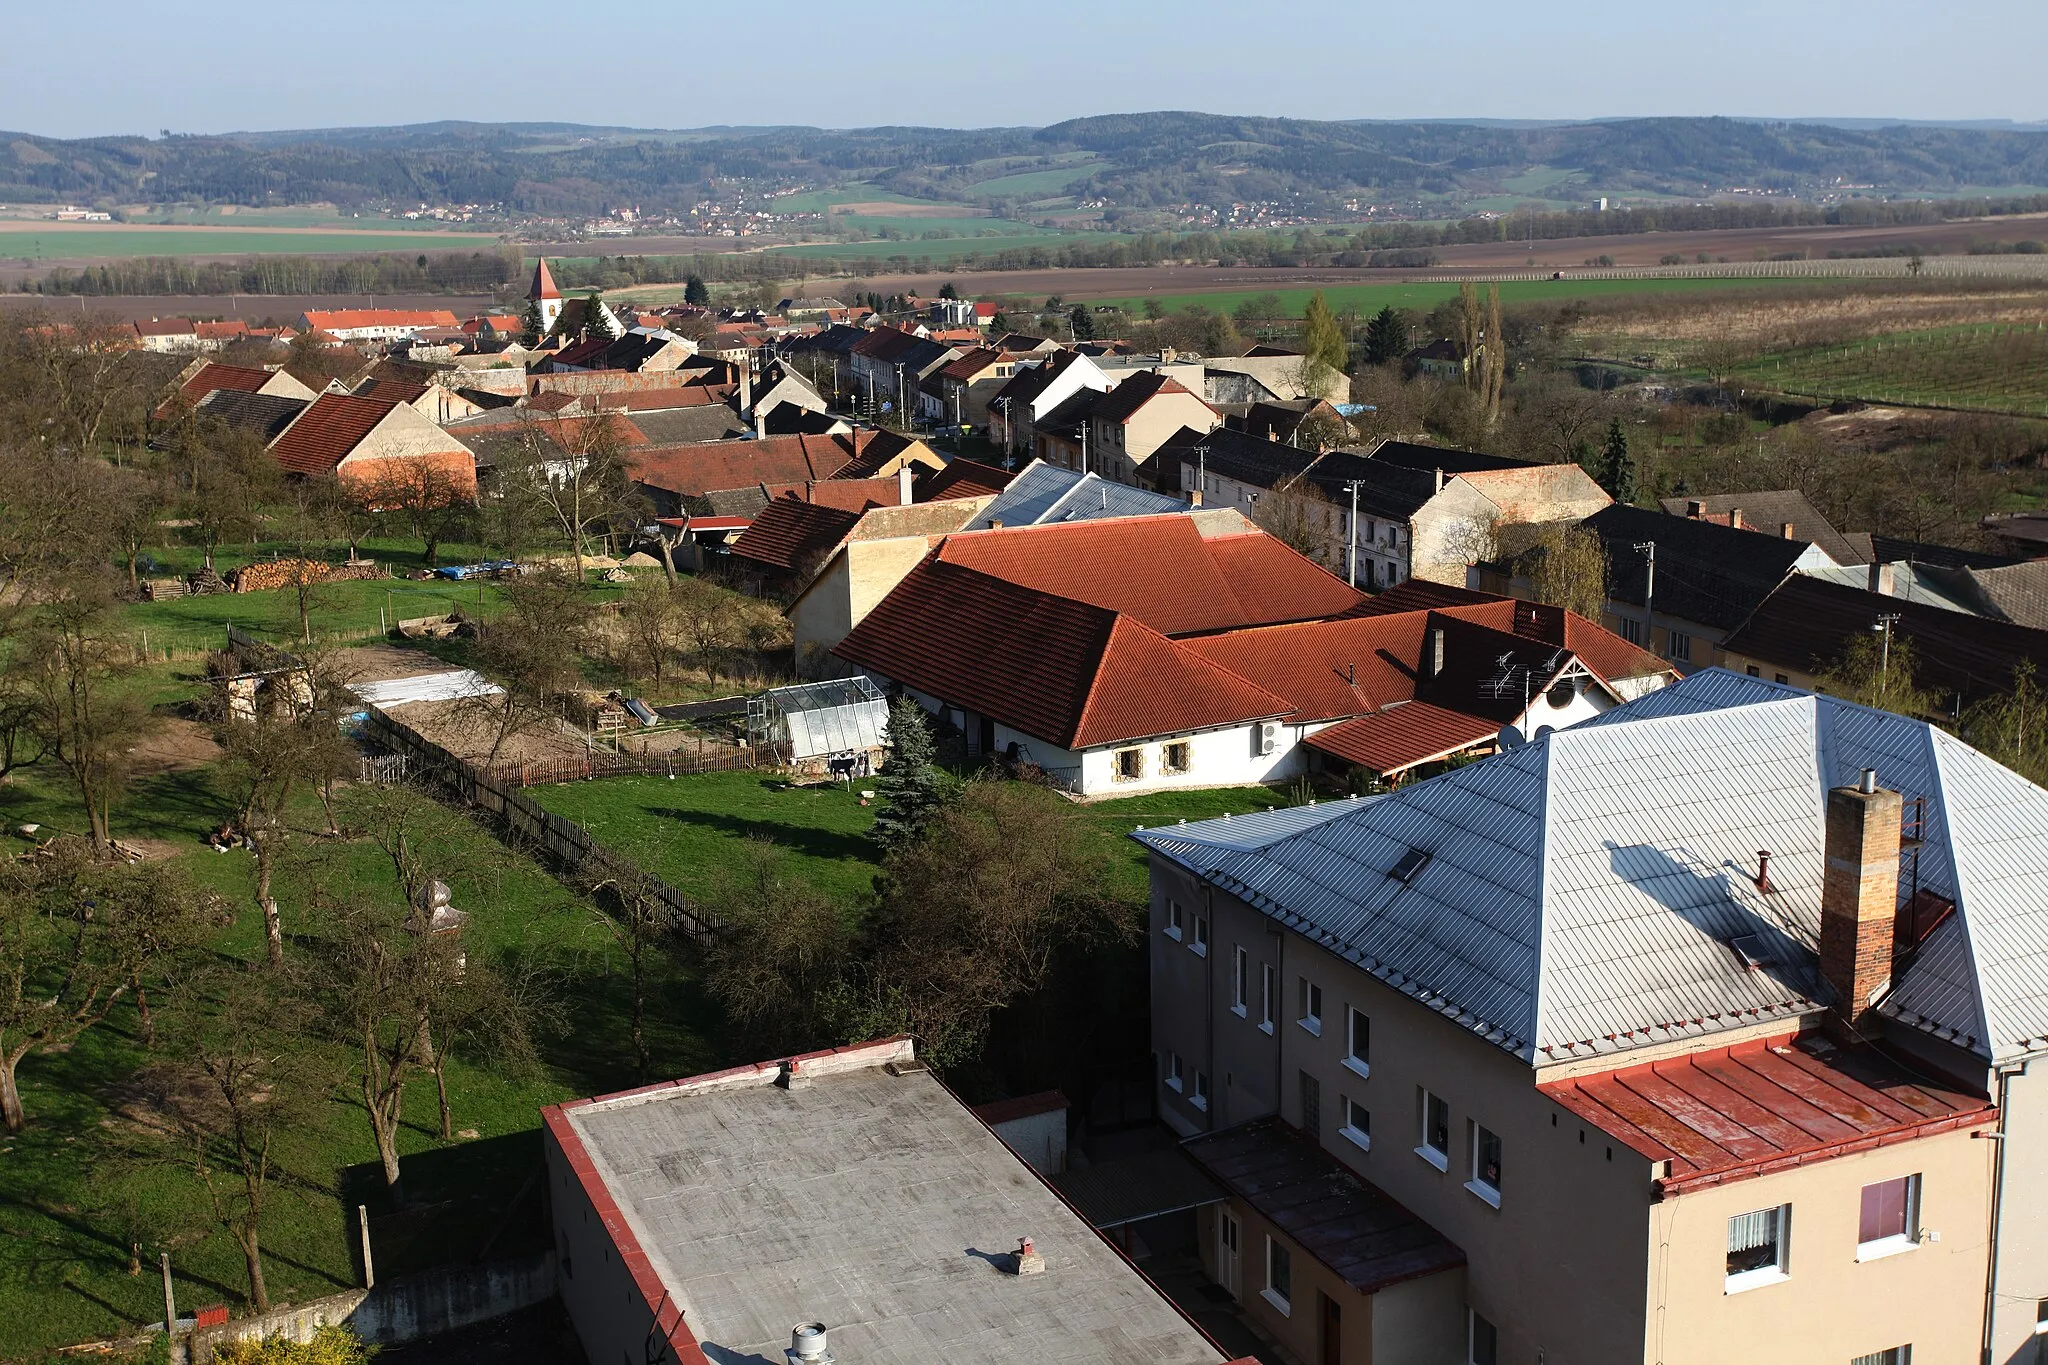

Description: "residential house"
833 514 1363 788
847 327 961 415
1140 668 2048 1365
131 317 203 353
920 346 1017 430
625 430 899 518
1231 398 1351 449
1405 338 1472 380
158 361 316 417
914 457 1015 503
294 309 461 342
544 1037 1241 1365
540 328 698 374
1203 351 1348 403
185 389 312 446
985 349 1112 459
352 377 486 425
992 332 1061 355
1660 490 1866 566
267 393 478 495
1719 571 2048 702
1034 373 1222 486
725 495 874 597
1167 430 1610 589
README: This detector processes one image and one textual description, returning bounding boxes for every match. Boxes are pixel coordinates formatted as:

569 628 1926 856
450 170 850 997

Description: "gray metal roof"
563 1050 1225 1365
968 460 1188 530
1137 668 2048 1065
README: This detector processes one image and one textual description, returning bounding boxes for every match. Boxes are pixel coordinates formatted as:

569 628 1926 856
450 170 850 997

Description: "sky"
7 0 2046 139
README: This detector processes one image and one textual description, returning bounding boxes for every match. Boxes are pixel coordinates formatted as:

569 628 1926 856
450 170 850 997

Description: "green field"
825 213 1057 238
770 185 939 214
1733 322 2048 415
770 232 1100 261
124 207 465 231
0 227 503 260
966 161 1104 197
1092 275 1826 316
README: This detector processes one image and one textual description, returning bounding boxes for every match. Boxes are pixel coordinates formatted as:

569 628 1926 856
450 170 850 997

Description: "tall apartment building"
1139 669 2048 1365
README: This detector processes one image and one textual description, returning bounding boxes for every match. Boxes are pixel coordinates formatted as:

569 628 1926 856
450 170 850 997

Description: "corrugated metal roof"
968 461 1187 529
1139 667 2048 1066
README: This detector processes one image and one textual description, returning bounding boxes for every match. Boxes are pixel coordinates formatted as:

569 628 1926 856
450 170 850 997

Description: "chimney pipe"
1729 507 1745 530
739 357 753 414
1820 770 1903 1039
1755 850 1773 895
1434 467 1445 494
1188 487 1203 507
1428 627 1445 678
898 464 914 505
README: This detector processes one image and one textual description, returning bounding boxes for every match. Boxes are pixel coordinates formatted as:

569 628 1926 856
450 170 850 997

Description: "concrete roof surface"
563 1057 1225 1365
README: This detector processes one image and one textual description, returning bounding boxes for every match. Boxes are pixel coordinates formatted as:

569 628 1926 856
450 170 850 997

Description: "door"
977 714 996 759
1319 1292 1342 1365
1217 1210 1240 1299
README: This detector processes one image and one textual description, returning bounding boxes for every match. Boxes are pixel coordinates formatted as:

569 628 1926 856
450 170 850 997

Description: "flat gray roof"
564 1042 1226 1365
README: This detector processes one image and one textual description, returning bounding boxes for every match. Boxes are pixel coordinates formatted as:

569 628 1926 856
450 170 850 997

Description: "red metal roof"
1541 1033 1992 1195
1302 702 1500 775
834 558 1291 750
728 495 864 573
934 520 1362 637
267 393 396 475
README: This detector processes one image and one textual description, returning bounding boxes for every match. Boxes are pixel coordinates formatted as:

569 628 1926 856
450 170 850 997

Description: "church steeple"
528 258 563 333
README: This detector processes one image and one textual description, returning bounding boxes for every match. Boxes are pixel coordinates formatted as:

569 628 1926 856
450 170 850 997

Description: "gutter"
1981 1060 2020 1365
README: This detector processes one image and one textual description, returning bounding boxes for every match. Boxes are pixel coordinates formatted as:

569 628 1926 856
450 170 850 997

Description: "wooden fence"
476 742 766 790
360 709 725 940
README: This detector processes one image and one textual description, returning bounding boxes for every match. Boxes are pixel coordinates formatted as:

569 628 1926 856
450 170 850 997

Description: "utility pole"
1079 420 1089 476
161 1252 177 1338
1633 541 1657 655
1346 479 1365 588
1876 613 1903 686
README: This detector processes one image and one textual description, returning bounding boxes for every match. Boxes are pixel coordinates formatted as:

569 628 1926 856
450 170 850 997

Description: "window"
1746 664 1761 677
1165 1051 1184 1093
1263 1237 1292 1314
1298 979 1323 1035
1857 1175 1921 1260
1467 1123 1503 1207
1417 1089 1450 1170
1467 1309 1498 1365
1726 1205 1791 1291
1165 901 1183 941
1850 1350 1910 1365
1232 947 1249 1016
1115 748 1144 781
1667 631 1693 662
1775 673 1790 684
1193 1071 1210 1112
1260 963 1277 1033
1161 740 1191 774
1300 1070 1321 1136
1190 913 1208 956
1341 1097 1371 1151
1619 615 1644 645
2039 1299 2048 1336
1344 1007 1370 1078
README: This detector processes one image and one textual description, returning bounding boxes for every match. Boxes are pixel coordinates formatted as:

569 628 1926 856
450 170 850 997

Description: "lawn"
0 752 719 1360
0 227 503 261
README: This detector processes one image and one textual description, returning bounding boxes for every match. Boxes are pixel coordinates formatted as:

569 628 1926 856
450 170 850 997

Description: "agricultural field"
1731 323 2048 416
770 232 1097 261
767 185 941 214
0 223 503 261
1088 274 1802 318
966 159 1105 197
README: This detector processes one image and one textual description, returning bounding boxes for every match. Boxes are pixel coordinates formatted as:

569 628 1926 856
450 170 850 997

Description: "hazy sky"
7 0 2045 138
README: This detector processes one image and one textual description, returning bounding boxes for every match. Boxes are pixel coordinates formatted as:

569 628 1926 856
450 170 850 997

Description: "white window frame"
1466 1121 1502 1208
1259 963 1277 1034
1165 1051 1184 1093
1668 630 1693 663
1343 1006 1370 1079
1192 1070 1210 1113
1726 1204 1792 1293
1165 900 1183 942
1261 1236 1292 1316
1341 1097 1371 1152
1190 912 1208 957
1417 1088 1450 1171
1298 978 1323 1036
1856 1173 1922 1262
1231 946 1249 1017
1850 1348 1911 1365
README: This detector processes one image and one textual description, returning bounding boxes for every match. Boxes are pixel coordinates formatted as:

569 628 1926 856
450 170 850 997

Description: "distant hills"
7 114 2048 222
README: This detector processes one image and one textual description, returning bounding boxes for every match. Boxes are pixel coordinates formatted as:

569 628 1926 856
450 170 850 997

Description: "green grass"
966 162 1104 197
1087 275 1829 315
0 227 503 261
1501 165 1581 195
1731 321 2048 415
770 185 939 214
125 208 472 232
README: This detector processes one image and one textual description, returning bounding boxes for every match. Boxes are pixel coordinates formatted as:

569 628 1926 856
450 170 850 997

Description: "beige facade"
787 499 994 675
1094 390 1223 487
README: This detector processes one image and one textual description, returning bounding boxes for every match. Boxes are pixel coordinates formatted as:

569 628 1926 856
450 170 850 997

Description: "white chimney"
787 1322 833 1364
897 464 914 504
755 410 768 440
739 358 754 414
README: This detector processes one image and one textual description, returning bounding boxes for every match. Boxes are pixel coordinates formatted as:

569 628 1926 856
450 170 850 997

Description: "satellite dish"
1496 724 1526 750
1533 725 1557 741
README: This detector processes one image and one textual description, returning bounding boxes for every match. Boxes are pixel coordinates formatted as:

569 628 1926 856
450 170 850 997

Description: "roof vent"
1012 1237 1046 1275
1729 934 1770 971
1754 850 1774 895
1388 848 1432 884
788 1322 834 1363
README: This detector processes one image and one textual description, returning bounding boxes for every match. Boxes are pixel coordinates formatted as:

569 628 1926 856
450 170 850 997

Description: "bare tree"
496 411 649 582
619 578 687 686
1251 477 1337 568
0 309 156 456
364 458 471 569
703 840 853 1059
470 569 590 766
581 857 684 1082
26 585 155 852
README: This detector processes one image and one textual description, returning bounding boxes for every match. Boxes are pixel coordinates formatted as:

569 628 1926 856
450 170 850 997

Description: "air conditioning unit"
1257 722 1280 756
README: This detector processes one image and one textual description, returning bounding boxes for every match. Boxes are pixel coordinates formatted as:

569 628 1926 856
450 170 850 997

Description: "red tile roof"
728 495 864 573
834 558 1291 750
1088 370 1208 427
933 519 1362 637
267 393 395 475
1183 614 1431 723
194 319 248 340
1433 597 1671 687
916 458 1016 502
172 362 273 406
936 347 1006 382
627 432 867 498
1303 703 1500 775
355 378 429 406
1343 580 1505 617
134 317 197 337
300 309 459 331
526 390 581 414
1541 1033 1992 1195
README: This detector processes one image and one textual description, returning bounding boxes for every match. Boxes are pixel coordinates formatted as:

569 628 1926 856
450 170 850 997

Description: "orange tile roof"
626 432 865 498
300 309 460 331
915 458 1015 502
1541 1033 1992 1195
834 557 1291 749
1302 702 1500 775
728 495 864 573
267 393 395 475
172 362 273 406
933 519 1362 637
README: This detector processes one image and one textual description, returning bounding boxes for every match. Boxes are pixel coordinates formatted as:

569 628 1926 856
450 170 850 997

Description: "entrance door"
977 714 996 759
1319 1292 1342 1365
1216 1210 1240 1299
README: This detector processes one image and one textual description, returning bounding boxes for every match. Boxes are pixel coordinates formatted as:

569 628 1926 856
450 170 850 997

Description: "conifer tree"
871 697 947 851
683 275 709 306
1599 418 1638 504
1362 306 1409 366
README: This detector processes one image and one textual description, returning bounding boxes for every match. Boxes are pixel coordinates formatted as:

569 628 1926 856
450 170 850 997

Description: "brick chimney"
1729 507 1745 530
1780 521 1795 539
1819 768 1903 1038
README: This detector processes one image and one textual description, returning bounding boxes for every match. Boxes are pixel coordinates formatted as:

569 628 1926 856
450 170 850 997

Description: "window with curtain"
1726 1205 1790 1288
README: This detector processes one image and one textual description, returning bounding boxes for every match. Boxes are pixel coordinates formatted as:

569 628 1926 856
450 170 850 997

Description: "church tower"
528 257 563 334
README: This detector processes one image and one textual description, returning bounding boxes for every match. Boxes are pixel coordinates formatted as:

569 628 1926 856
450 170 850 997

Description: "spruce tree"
683 275 709 306
871 696 947 851
1362 305 1409 367
519 299 543 347
1069 304 1096 341
1599 418 1638 504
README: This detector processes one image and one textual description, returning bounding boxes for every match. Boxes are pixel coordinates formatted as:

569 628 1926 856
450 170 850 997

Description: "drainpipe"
1981 1060 2022 1365
1204 884 1217 1134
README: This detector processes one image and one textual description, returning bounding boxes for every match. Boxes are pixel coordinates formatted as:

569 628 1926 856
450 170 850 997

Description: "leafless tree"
1252 477 1337 567
364 458 471 569
469 568 590 767
26 585 155 852
581 856 686 1082
495 411 648 582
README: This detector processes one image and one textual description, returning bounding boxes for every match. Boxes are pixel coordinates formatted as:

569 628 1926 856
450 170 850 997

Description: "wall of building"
1647 1123 1991 1365
794 538 936 676
1149 862 1657 1365
1409 481 1510 587
543 1117 689 1365
1101 393 1222 488
1990 1055 2048 1364
340 404 481 495
1078 721 1314 797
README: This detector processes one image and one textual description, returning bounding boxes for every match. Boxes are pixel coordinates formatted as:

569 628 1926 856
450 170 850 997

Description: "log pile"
228 559 383 593
186 566 231 595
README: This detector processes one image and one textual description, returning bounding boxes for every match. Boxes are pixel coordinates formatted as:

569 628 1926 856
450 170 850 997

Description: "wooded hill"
8 115 2048 219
